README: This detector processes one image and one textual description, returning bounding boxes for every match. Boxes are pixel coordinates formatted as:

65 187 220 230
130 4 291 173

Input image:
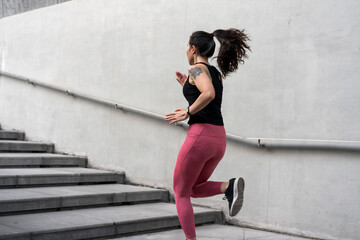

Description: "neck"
192 55 209 65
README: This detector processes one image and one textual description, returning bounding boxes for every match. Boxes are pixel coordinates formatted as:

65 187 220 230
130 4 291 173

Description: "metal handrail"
1 70 360 151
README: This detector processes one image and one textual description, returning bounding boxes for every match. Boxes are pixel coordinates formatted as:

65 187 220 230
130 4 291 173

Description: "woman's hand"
164 108 189 124
175 71 187 86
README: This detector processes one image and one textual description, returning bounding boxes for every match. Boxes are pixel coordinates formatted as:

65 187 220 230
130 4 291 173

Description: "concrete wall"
0 0 71 19
1 0 360 239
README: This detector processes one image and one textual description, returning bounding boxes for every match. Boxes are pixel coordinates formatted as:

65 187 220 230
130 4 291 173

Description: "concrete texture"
0 0 72 19
0 152 87 167
0 130 24 140
0 130 222 240
0 183 169 214
0 140 54 152
0 0 359 239
0 167 125 187
0 202 222 240
118 224 312 240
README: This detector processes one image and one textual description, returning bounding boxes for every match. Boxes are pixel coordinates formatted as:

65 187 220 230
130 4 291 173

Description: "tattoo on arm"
204 69 212 80
189 67 203 80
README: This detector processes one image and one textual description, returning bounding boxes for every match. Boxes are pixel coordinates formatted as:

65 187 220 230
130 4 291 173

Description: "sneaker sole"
230 177 245 217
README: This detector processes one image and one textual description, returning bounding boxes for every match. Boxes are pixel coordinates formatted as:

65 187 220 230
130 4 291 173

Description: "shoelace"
223 182 232 200
223 190 230 200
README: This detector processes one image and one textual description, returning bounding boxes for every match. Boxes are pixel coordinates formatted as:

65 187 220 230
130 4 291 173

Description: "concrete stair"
0 140 54 153
0 126 224 239
0 153 87 168
117 224 311 240
0 184 169 215
0 167 125 188
0 130 25 141
0 202 222 240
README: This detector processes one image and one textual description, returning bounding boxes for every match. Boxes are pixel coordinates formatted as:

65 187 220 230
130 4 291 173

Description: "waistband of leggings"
187 123 226 137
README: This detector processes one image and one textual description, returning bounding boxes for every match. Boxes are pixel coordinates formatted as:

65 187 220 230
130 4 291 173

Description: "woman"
164 28 251 240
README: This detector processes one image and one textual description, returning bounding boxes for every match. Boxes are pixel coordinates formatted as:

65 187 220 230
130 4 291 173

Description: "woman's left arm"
187 65 215 115
164 65 214 124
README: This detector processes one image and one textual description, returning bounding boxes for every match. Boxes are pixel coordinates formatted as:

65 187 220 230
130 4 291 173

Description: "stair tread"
0 183 165 202
0 153 87 168
0 167 121 176
0 140 52 144
0 153 84 158
116 224 309 240
0 130 23 133
0 202 219 235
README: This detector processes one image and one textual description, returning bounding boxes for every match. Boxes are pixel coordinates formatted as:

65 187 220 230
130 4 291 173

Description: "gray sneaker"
223 177 245 216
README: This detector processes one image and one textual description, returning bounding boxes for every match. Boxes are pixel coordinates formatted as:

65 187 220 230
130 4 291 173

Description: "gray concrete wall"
1 0 359 239
0 0 71 19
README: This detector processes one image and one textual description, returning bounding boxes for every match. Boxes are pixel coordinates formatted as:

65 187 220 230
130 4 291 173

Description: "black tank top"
182 62 224 126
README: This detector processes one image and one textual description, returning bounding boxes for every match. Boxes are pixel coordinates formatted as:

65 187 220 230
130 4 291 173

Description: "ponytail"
213 28 251 78
188 28 251 79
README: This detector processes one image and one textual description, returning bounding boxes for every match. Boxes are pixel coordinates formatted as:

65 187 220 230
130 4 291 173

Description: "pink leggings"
173 123 226 239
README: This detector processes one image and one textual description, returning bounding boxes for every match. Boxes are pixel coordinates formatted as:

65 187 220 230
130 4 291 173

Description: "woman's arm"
175 71 187 86
164 64 214 124
187 65 215 115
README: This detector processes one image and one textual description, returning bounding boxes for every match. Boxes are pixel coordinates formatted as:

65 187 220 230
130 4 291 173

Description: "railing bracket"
258 139 265 148
66 90 73 96
26 79 34 86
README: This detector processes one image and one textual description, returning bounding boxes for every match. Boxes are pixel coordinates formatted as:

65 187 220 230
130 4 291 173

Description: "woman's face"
186 43 194 65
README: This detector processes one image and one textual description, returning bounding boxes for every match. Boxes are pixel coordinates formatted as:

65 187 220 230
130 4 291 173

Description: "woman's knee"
190 192 201 198
173 178 186 196
174 180 192 198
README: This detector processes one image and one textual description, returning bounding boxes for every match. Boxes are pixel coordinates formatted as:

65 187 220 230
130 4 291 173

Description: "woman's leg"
191 131 226 198
173 124 226 239
221 181 230 193
191 153 225 198
173 143 210 239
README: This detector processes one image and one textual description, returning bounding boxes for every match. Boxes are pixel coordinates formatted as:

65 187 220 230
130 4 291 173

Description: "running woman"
165 28 251 240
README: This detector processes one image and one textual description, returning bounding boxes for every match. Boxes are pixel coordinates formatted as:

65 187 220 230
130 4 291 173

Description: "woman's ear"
191 45 197 54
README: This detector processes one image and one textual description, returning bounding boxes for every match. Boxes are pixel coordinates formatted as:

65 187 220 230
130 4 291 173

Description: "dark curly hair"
189 28 251 78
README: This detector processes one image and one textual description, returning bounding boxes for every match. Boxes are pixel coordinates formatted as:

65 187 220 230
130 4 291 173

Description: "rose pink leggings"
173 123 226 239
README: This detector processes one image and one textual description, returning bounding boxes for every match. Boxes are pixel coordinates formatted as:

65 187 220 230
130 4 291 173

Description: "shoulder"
188 64 210 80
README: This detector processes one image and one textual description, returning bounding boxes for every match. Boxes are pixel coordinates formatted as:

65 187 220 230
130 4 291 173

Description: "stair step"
116 224 309 240
0 183 169 215
0 202 223 240
0 140 54 153
0 153 87 168
0 130 25 141
0 167 124 188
